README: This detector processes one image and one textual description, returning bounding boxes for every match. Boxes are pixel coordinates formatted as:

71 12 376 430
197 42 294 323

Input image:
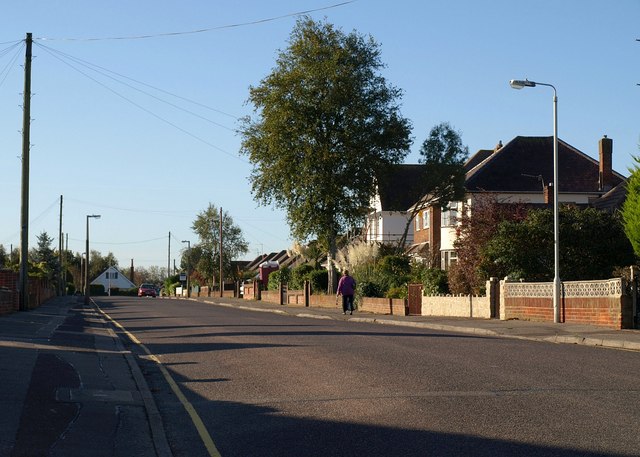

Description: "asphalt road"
95 296 640 457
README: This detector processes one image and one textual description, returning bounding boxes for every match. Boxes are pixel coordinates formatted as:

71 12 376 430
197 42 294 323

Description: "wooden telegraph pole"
19 33 32 311
219 207 223 297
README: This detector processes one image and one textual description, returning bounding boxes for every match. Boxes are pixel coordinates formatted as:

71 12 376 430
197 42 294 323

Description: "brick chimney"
599 135 613 192
544 183 552 205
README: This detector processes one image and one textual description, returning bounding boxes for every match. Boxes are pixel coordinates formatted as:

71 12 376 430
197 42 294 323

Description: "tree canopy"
184 203 248 286
239 17 412 260
621 155 640 258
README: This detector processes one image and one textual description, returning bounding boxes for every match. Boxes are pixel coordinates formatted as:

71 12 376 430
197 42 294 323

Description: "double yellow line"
99 307 222 457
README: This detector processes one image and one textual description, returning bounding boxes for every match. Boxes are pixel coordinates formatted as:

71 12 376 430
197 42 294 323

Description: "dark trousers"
342 294 354 313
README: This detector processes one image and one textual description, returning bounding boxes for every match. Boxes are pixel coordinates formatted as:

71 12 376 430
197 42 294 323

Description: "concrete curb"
93 302 173 457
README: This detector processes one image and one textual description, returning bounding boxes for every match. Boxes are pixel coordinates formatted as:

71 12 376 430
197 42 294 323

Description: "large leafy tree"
621 155 640 258
239 17 412 292
396 122 468 249
187 203 248 286
485 206 634 281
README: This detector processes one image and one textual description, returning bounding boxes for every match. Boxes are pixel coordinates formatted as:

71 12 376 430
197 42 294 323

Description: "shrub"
377 255 411 289
308 269 328 293
358 280 385 298
266 268 290 291
385 286 407 299
90 284 105 295
422 268 449 295
291 264 315 289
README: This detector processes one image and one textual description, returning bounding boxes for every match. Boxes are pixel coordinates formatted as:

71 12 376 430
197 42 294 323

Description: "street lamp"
181 240 191 298
85 214 101 304
510 78 561 324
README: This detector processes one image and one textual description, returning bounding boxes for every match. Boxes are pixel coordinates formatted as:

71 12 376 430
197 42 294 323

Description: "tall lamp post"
85 214 101 304
181 240 191 298
510 78 561 323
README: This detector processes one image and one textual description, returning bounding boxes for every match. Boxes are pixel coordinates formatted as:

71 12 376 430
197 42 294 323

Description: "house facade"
91 266 136 291
409 135 626 270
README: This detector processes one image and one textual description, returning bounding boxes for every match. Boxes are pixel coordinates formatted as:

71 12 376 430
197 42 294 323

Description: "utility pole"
64 233 68 290
18 32 32 311
58 195 63 296
167 231 171 280
219 207 223 297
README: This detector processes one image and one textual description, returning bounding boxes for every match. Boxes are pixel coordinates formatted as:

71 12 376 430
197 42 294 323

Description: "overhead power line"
35 42 238 131
34 43 238 121
0 41 23 89
34 1 356 42
34 42 246 161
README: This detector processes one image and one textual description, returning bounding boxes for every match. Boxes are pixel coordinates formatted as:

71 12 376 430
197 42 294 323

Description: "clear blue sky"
1 0 638 269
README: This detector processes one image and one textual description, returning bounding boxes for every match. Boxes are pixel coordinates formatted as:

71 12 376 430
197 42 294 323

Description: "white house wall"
365 211 414 245
468 192 595 206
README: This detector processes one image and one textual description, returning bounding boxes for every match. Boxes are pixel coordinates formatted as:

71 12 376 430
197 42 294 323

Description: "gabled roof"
464 149 493 172
465 136 625 193
375 164 426 211
90 266 136 288
591 181 628 213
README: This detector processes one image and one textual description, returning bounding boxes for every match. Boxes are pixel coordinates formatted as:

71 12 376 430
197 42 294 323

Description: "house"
91 266 136 292
409 135 626 270
364 164 427 246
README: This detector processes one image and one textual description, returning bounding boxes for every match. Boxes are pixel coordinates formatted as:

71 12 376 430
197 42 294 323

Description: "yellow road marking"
98 308 222 457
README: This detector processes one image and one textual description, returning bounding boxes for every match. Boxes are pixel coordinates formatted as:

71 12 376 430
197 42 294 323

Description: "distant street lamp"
182 240 191 298
510 78 561 324
85 214 101 304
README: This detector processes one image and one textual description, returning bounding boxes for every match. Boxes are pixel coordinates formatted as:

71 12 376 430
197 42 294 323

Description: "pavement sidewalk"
194 295 640 352
0 296 171 457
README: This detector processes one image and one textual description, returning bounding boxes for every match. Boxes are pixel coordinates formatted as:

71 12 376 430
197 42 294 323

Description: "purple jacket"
337 275 356 296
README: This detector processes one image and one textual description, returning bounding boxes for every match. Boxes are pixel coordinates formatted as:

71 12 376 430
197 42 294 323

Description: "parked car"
138 283 157 297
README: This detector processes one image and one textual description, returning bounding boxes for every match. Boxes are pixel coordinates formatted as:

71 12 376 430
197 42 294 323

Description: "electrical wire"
35 1 356 42
65 197 196 216
0 39 23 47
35 42 247 162
36 42 238 130
0 41 23 89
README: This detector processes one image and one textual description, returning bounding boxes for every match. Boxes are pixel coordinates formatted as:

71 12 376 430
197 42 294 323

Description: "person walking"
336 270 356 315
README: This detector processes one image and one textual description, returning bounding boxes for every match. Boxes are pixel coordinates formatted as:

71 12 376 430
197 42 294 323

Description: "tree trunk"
327 238 338 294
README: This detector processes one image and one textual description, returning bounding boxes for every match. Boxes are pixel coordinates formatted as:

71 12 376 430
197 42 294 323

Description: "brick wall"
0 270 19 316
359 297 407 315
0 270 54 314
501 278 633 329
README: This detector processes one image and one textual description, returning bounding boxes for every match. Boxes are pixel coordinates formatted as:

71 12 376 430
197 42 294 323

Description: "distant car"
138 284 157 297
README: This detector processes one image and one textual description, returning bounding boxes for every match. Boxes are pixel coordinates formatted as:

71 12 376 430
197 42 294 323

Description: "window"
106 271 118 279
441 203 459 227
441 250 458 271
423 209 430 229
415 211 422 231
